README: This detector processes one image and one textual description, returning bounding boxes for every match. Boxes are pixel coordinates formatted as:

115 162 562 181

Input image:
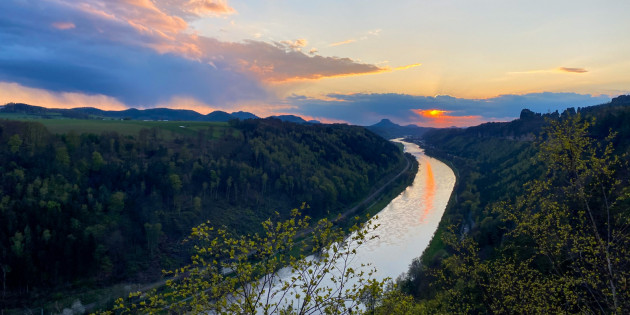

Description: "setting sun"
416 109 451 118
428 109 446 117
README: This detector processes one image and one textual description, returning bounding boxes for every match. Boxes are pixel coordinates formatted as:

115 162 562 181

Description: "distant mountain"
366 119 433 139
0 103 260 122
231 111 259 120
205 110 234 122
270 115 320 124
1 103 92 119
120 108 204 121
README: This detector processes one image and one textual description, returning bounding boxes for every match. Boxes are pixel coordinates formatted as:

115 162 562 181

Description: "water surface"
355 139 456 281
265 140 456 312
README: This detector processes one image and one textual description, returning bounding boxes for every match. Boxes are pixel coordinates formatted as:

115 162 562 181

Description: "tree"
55 145 70 167
8 134 22 154
106 206 386 314
144 223 162 256
91 151 104 171
193 196 202 214
430 115 630 313
169 174 182 193
495 115 629 313
109 191 125 213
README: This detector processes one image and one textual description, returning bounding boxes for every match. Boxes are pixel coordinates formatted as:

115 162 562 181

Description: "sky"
0 0 628 127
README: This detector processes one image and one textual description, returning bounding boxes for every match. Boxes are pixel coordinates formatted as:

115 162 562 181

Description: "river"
262 139 456 312
353 139 456 281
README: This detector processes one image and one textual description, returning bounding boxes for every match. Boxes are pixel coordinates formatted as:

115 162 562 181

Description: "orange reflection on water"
420 161 436 223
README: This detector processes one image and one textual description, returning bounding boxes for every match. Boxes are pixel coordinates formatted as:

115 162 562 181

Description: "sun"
427 109 447 117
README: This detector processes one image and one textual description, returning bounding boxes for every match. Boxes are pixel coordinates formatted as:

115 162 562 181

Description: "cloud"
51 22 76 30
0 1 268 107
0 0 386 109
47 1 382 81
0 82 128 110
557 67 588 73
74 0 188 38
509 67 588 75
332 30 382 46
198 38 385 82
392 63 422 71
329 39 356 47
285 92 612 126
367 29 382 36
177 0 237 16
279 39 308 51
308 48 318 55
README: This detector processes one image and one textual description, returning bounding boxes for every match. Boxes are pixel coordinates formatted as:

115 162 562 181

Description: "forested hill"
0 118 406 305
0 102 321 124
395 95 630 312
366 119 433 139
429 94 630 143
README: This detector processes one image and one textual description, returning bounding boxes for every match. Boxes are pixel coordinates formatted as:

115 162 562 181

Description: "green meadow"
0 114 236 138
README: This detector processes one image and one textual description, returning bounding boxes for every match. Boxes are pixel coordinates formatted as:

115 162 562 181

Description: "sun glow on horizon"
426 109 449 117
412 108 484 128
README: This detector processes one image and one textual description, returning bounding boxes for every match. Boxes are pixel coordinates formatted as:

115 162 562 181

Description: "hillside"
366 119 433 139
395 95 630 312
0 117 410 308
0 103 326 125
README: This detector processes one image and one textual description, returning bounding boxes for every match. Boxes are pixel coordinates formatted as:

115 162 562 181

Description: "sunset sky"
1 0 628 127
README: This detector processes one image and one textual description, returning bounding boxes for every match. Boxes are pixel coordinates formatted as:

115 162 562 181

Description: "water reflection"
356 139 456 281
267 140 456 311
420 161 436 224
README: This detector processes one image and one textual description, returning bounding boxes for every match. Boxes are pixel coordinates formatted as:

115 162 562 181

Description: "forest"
392 95 630 313
101 97 630 314
0 117 408 309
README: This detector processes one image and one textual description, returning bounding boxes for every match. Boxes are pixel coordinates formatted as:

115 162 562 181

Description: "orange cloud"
50 1 385 84
62 0 206 58
412 109 484 128
265 68 388 83
0 82 127 111
52 22 76 30
329 39 356 47
280 39 308 51
183 0 236 16
393 63 422 71
197 38 385 82
69 0 187 39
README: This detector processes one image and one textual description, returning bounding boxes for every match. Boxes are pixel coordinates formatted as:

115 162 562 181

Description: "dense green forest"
394 96 630 313
0 118 408 308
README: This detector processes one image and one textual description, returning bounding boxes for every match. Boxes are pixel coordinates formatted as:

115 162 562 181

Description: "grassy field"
0 114 237 138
